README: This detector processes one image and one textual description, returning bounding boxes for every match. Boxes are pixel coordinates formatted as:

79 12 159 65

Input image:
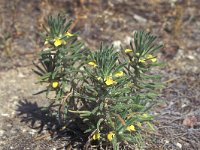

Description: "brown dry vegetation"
0 0 199 149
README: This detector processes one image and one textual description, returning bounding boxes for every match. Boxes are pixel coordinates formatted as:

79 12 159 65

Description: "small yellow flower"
126 125 136 132
136 53 140 56
52 81 59 88
114 71 124 77
88 61 97 67
107 132 115 141
139 58 145 63
105 76 116 86
92 131 100 140
147 54 157 62
143 113 149 118
65 32 73 37
124 49 133 53
54 38 62 47
136 122 142 128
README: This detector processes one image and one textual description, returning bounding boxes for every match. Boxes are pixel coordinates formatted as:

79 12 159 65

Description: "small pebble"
165 140 169 144
29 129 37 135
18 72 26 78
22 129 27 133
112 40 121 48
10 129 18 134
12 101 19 109
112 40 121 52
134 14 147 23
181 103 187 108
11 111 16 117
7 123 12 127
0 130 5 136
124 36 133 45
1 113 10 117
176 142 182 148
187 55 195 60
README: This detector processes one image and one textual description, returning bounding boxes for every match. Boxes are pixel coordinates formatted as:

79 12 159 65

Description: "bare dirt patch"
0 0 199 149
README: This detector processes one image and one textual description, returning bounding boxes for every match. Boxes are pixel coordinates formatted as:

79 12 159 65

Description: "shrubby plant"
33 14 163 149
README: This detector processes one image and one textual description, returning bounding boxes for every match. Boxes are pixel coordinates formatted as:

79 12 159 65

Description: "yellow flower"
124 49 133 53
147 54 157 62
136 122 142 128
114 71 124 77
65 32 73 37
136 53 140 56
52 81 59 88
88 61 97 67
105 76 116 86
139 58 145 63
107 132 115 141
92 131 100 140
126 125 136 132
143 113 149 118
54 38 62 47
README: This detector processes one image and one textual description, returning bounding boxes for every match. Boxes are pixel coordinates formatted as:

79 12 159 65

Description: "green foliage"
34 14 163 149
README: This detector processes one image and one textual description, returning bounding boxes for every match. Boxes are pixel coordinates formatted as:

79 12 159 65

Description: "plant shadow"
16 99 87 149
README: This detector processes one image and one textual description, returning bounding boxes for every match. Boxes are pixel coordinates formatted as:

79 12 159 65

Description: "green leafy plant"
34 14 163 149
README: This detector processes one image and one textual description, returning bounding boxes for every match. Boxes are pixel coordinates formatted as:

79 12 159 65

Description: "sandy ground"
0 0 200 149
